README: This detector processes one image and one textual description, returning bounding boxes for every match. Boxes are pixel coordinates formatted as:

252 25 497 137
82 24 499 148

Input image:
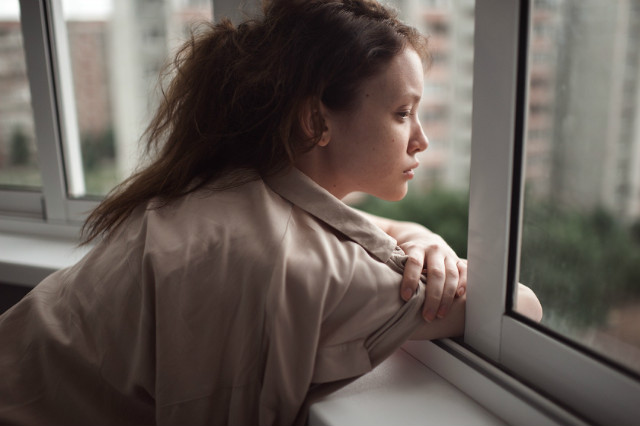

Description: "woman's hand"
399 235 467 322
359 211 467 322
516 283 543 322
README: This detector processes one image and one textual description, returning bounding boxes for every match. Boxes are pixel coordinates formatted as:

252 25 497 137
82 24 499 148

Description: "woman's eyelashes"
397 110 414 120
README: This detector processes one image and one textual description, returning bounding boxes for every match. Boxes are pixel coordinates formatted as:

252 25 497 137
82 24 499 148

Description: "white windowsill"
0 231 90 287
310 347 506 426
311 339 581 426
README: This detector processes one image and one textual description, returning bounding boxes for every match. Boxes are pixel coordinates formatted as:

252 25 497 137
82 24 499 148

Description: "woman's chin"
375 186 408 202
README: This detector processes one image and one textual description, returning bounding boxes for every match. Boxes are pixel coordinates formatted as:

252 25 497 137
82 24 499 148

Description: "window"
60 0 213 198
517 0 640 377
458 0 640 424
0 0 212 231
0 0 40 190
0 0 43 220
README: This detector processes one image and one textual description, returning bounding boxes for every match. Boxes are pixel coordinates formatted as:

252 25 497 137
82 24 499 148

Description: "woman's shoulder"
137 177 294 255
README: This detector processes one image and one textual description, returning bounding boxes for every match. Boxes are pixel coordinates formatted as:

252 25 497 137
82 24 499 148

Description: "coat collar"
265 167 397 263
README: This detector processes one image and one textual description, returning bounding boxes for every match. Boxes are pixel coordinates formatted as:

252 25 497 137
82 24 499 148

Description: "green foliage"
81 127 115 171
10 127 30 166
353 187 469 258
520 203 640 328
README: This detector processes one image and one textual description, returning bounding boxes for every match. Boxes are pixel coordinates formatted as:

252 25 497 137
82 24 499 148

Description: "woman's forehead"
359 49 424 103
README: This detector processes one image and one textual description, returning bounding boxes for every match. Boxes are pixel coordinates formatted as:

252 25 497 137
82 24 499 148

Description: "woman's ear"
317 123 330 147
300 98 331 147
316 102 331 147
300 99 316 140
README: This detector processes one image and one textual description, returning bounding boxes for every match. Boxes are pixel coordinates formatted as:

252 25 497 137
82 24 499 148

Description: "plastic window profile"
420 0 640 424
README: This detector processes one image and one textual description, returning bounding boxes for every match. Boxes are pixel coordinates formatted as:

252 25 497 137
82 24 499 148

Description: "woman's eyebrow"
399 92 422 103
400 94 422 106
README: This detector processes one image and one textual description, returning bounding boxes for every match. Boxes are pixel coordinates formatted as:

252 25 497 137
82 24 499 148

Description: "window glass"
60 0 212 197
0 0 42 189
353 0 474 259
516 0 640 375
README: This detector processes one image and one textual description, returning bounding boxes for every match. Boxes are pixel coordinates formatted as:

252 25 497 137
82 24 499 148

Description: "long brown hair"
81 0 428 244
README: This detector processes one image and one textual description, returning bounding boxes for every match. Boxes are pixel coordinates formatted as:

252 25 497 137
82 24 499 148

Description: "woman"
0 0 541 425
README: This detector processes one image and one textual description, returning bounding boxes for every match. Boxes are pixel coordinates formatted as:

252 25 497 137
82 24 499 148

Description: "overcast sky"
0 0 112 19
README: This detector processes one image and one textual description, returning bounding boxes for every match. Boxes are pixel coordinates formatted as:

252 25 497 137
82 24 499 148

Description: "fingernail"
437 307 447 319
402 288 413 301
457 287 466 297
424 308 436 322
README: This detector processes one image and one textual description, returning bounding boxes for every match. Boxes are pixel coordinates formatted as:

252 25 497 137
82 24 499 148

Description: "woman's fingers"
400 248 425 301
422 251 445 321
456 259 467 297
434 256 460 319
399 241 467 322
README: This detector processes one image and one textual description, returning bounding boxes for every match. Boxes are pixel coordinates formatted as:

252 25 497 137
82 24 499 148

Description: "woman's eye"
398 111 411 119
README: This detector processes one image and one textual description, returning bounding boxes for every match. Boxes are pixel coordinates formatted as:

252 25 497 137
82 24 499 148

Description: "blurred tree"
81 127 115 171
354 187 469 258
520 203 640 328
10 126 30 166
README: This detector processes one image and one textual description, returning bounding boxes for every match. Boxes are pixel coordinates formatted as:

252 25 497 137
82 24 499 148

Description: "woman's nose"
409 121 429 154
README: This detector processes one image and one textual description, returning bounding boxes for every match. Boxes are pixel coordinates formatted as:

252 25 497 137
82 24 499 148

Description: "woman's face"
316 48 429 201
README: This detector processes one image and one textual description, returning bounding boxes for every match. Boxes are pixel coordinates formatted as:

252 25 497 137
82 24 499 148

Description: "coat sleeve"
311 247 426 384
259 213 427 425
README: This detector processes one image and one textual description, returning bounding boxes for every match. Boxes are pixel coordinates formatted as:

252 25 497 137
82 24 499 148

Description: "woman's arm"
359 211 543 332
359 210 467 323
410 283 542 340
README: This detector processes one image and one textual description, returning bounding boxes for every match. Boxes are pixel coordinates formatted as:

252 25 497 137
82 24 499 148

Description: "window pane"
517 0 640 375
0 0 42 189
61 0 212 197
352 0 474 259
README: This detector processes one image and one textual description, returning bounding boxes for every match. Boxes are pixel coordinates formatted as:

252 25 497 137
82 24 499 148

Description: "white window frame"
0 0 92 236
1 0 216 238
406 1 640 425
